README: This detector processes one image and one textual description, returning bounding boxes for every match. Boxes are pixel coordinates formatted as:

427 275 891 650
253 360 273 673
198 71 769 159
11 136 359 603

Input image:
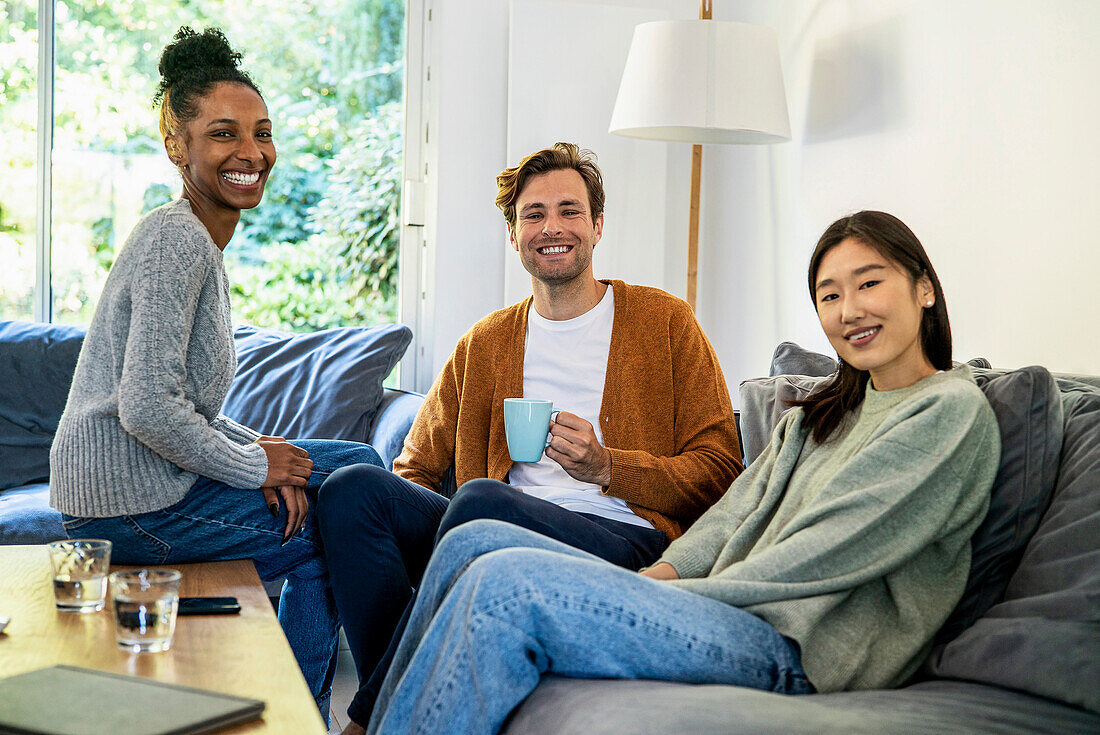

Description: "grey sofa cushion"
935 366 1063 642
924 390 1100 713
769 341 837 377
504 677 1100 734
738 374 824 464
0 321 85 490
223 324 412 443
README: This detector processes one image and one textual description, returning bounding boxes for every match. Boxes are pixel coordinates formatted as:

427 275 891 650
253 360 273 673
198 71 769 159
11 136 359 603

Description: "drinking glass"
47 539 112 613
109 569 182 653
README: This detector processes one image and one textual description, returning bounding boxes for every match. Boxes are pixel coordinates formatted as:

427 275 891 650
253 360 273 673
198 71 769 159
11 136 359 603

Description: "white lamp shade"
609 20 791 145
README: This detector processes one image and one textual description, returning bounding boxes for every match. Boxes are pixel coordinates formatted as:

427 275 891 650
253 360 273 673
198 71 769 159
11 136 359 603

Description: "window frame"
33 0 54 322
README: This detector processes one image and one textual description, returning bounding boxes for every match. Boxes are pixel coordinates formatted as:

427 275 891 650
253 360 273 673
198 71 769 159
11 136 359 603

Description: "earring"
925 301 933 307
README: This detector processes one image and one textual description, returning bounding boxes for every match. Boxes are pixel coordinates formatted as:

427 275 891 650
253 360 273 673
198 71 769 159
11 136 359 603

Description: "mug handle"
545 410 560 448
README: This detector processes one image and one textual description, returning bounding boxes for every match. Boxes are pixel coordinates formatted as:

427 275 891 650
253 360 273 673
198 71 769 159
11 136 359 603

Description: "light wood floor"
327 632 359 735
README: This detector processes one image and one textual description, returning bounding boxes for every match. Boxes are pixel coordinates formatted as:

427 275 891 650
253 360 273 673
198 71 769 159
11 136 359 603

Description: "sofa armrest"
367 388 425 470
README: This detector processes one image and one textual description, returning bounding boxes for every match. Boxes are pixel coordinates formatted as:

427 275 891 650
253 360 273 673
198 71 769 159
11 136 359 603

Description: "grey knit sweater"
660 366 1000 693
50 199 268 517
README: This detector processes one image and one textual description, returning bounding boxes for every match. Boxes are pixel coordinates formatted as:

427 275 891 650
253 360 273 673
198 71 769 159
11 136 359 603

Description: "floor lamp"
608 1 791 311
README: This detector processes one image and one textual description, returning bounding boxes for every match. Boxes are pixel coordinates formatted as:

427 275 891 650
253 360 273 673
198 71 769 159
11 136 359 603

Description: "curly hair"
495 143 605 231
154 27 262 139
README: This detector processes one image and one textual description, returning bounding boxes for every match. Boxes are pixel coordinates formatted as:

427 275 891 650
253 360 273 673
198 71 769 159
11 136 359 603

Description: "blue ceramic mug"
503 398 556 462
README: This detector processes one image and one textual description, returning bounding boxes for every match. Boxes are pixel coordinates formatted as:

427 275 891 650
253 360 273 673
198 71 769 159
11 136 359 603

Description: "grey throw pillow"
924 390 1100 713
222 324 413 443
935 366 1063 642
737 373 827 464
768 341 837 377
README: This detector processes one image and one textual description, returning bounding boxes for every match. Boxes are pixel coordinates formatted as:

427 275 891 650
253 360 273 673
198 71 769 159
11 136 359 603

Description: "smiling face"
167 82 275 214
814 237 937 391
509 168 603 287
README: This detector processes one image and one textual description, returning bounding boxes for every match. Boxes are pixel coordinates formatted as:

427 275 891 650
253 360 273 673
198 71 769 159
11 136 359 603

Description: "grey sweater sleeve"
116 224 268 489
211 414 263 445
657 413 802 579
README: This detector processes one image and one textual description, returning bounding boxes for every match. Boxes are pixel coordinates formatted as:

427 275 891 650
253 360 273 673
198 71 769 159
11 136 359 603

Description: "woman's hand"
640 562 680 581
258 437 312 488
261 485 310 544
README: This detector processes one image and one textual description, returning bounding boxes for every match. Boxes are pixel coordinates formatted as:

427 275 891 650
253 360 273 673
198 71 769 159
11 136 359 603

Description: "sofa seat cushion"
222 324 412 443
504 677 1100 735
0 483 65 544
924 390 1100 712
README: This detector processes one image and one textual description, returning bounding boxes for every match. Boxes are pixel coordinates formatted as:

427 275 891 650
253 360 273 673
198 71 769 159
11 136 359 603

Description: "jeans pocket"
60 515 97 535
61 515 172 565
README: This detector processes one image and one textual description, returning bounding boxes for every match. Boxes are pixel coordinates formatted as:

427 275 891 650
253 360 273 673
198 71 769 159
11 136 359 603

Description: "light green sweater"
660 366 1000 692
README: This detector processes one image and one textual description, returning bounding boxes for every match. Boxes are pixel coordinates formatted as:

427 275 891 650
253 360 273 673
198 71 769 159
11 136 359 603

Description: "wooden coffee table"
0 545 325 734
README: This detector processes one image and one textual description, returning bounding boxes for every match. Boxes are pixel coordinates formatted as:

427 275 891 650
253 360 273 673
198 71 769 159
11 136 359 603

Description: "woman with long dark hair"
362 211 1002 735
49 27 382 722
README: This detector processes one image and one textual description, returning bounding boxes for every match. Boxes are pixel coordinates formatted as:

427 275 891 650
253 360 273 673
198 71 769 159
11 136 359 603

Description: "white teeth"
848 327 879 341
539 245 569 254
222 171 260 185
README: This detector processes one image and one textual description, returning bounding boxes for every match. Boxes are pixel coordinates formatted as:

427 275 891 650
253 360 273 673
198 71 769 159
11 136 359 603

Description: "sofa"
6 322 1099 733
504 343 1100 734
0 319 424 546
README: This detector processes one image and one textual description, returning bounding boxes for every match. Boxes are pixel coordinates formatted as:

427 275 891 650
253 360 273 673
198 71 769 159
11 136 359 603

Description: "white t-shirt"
506 286 654 528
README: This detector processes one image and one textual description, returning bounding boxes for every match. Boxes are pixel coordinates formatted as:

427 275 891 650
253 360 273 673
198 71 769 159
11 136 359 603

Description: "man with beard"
316 142 742 734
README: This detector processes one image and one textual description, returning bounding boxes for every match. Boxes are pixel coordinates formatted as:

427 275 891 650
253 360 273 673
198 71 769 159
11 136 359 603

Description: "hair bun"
156 27 242 98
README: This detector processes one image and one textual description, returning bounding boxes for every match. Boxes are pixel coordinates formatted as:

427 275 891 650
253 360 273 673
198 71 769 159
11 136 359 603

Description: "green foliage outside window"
0 0 405 332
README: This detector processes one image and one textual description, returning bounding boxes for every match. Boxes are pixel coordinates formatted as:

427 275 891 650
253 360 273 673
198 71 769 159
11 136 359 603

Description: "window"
0 0 37 321
1 0 406 333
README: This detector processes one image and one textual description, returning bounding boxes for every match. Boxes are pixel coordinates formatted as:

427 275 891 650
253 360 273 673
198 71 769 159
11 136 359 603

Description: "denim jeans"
314 469 669 726
367 520 813 735
60 438 382 721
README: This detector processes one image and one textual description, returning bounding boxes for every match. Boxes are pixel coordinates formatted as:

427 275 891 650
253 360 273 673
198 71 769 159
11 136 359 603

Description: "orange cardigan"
393 280 742 540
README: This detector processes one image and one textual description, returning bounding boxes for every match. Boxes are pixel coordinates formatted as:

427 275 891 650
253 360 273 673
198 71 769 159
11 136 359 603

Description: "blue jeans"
367 520 813 735
314 469 669 726
60 439 383 722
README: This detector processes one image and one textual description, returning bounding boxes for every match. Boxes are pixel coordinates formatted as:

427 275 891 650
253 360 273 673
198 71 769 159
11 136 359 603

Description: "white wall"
701 0 1100 385
506 1 678 306
418 0 1100 394
419 0 696 381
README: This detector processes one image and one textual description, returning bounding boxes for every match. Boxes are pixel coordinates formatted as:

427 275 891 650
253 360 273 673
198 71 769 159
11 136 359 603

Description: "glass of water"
47 539 112 613
109 569 182 653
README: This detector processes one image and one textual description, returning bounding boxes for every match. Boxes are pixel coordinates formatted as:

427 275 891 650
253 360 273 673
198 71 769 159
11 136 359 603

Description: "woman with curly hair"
49 27 380 721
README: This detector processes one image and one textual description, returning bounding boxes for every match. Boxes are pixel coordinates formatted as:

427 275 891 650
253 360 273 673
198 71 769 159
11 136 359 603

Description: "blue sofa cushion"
0 321 85 490
0 482 65 543
222 324 413 443
924 390 1100 712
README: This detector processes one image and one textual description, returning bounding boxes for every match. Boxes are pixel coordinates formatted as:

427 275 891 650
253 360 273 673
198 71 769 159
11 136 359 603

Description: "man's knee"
316 463 403 525
437 479 514 538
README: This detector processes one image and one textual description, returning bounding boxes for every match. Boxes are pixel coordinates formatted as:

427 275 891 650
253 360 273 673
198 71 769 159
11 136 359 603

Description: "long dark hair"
792 211 952 443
